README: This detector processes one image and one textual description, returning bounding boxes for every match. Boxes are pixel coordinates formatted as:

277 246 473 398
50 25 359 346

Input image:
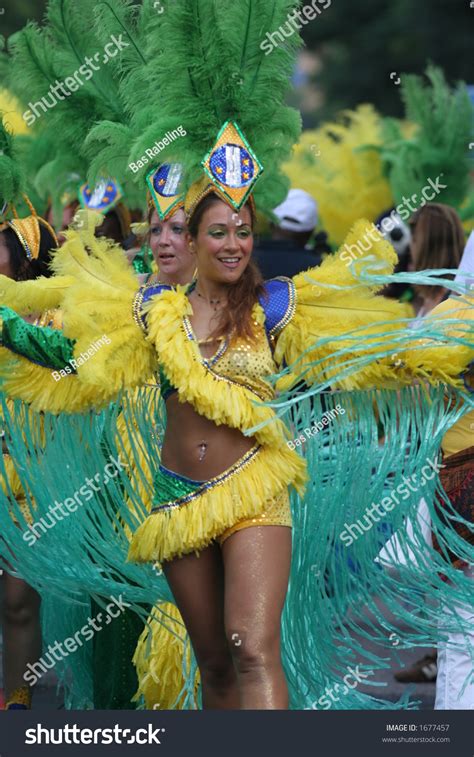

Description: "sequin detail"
132 283 173 332
259 277 297 338
33 309 63 330
217 488 292 545
0 306 75 370
142 288 280 403
211 327 276 401
146 163 185 220
202 121 263 210
151 446 261 512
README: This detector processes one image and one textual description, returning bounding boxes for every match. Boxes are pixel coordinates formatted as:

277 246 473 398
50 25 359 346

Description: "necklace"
196 288 223 312
197 336 222 345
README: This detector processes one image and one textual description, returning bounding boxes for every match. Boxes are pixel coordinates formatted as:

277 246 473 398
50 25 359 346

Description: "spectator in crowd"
254 189 331 279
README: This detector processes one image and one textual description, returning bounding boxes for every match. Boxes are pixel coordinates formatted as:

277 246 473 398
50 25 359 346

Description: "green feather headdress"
4 0 147 220
86 0 303 216
380 66 474 214
6 0 303 219
0 119 58 257
0 118 24 215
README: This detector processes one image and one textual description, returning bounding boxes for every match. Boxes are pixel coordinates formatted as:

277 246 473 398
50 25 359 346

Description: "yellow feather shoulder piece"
0 348 107 414
274 220 405 391
398 297 474 388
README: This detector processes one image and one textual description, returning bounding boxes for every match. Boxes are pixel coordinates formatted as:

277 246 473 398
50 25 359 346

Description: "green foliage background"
299 0 472 120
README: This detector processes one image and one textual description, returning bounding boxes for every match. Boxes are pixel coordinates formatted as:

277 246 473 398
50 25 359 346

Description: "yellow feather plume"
283 106 395 246
0 275 74 316
132 602 200 710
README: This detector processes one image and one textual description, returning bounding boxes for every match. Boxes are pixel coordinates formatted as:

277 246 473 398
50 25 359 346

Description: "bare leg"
222 525 292 709
2 573 42 702
163 542 238 709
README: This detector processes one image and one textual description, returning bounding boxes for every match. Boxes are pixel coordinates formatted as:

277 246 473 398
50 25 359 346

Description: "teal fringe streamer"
0 385 473 709
282 386 473 709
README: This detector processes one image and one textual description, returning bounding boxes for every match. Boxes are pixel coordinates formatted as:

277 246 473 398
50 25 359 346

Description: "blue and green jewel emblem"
146 163 184 220
78 178 123 213
202 121 263 210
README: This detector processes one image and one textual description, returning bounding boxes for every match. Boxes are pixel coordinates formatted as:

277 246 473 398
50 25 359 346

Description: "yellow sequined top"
159 318 276 404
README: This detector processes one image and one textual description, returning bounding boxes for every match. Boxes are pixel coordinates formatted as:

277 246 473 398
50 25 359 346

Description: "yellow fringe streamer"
132 602 200 710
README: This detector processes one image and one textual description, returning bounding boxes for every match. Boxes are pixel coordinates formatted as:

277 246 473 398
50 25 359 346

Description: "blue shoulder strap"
258 277 297 342
132 282 173 332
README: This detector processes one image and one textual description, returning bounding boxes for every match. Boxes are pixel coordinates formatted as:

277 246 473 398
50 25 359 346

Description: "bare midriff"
161 394 256 481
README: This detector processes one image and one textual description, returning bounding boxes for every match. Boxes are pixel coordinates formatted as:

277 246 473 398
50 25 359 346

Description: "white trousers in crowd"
435 563 474 710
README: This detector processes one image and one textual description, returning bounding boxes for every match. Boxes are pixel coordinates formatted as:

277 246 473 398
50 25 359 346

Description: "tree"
300 0 472 122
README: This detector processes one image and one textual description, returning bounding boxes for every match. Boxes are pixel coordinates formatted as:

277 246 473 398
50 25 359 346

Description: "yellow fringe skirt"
128 443 307 564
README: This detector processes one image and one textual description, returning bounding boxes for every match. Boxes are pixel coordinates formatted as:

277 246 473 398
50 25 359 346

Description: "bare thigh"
222 526 292 654
162 543 230 671
2 572 41 619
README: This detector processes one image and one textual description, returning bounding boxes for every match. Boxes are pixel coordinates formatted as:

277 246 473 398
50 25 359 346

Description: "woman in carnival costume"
0 0 473 710
0 0 194 708
0 122 59 709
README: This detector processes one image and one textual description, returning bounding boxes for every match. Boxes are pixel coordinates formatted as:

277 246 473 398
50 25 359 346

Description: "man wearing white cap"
254 188 330 279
